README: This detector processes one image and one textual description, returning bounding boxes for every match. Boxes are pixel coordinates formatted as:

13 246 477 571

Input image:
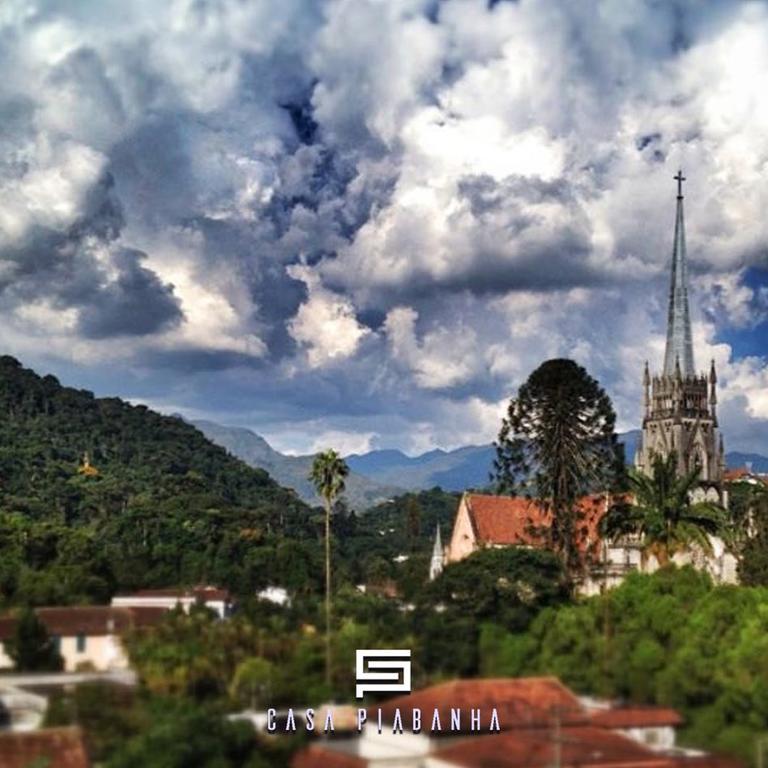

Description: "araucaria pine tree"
494 358 622 573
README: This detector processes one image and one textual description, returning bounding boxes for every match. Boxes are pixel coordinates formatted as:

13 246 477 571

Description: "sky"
0 0 767 457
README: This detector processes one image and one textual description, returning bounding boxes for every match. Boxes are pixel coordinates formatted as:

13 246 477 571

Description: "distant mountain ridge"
726 452 768 473
192 420 402 510
345 444 496 492
197 421 768 509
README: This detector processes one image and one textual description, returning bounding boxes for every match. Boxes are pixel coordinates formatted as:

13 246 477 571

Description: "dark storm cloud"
0 173 123 294
77 247 182 338
0 168 181 338
450 174 600 293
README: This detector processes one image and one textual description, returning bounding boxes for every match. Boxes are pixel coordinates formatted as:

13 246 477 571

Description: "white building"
0 606 166 673
111 586 232 618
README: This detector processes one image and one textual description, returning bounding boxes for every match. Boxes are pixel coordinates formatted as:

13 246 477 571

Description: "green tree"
107 702 271 768
309 449 349 690
405 495 421 549
230 657 275 708
738 481 768 585
493 358 620 572
418 547 569 677
45 682 144 762
422 547 569 633
603 454 728 566
7 606 63 671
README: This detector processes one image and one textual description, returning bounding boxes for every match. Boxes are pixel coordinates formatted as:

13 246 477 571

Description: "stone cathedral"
634 172 725 503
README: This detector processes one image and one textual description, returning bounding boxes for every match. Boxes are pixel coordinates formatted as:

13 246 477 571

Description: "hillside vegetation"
0 355 316 605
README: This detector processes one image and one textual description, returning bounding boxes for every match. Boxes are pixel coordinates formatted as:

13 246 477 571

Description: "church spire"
663 170 695 377
429 524 444 581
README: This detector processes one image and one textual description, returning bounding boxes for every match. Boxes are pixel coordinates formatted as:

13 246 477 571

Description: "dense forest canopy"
0 355 317 604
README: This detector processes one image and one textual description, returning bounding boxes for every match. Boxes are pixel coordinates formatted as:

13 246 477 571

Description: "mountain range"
193 420 402 510
196 422 768 509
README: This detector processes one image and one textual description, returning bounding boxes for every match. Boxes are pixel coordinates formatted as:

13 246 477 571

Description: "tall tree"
309 449 349 690
494 358 621 572
603 454 728 566
734 481 768 585
405 495 421 550
7 606 63 671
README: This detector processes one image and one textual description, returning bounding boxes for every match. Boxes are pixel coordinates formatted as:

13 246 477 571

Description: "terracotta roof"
0 605 167 641
0 726 90 768
374 677 588 732
590 706 683 729
723 468 767 485
291 745 366 768
464 493 608 552
433 725 683 767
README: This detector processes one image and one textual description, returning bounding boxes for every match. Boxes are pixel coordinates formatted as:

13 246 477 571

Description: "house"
291 677 741 768
111 586 232 618
723 467 767 486
442 492 738 594
0 726 90 768
0 606 166 672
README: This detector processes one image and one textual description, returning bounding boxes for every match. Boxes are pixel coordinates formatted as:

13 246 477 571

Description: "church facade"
633 171 726 503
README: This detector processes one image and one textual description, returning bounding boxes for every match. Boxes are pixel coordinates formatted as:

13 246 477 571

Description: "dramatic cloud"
0 0 766 458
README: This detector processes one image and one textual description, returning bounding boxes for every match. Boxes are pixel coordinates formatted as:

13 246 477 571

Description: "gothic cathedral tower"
634 172 725 502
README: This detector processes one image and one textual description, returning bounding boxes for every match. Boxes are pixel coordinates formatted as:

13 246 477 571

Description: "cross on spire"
663 171 695 377
674 169 686 198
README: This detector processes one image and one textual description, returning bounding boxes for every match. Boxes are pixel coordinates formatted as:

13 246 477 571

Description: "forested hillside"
0 355 317 605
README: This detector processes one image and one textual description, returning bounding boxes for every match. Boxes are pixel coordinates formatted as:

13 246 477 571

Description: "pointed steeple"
663 170 695 377
429 524 444 581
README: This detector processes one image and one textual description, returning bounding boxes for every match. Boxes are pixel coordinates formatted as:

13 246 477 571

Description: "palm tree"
603 453 728 566
309 449 349 691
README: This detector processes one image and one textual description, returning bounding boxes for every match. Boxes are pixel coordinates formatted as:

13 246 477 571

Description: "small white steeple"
429 524 444 581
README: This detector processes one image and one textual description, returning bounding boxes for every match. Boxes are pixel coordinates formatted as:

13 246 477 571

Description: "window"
76 634 87 653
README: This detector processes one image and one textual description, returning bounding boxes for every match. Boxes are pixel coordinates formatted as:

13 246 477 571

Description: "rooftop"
463 493 608 552
374 677 587 732
292 745 365 768
433 726 719 768
0 605 167 641
589 706 683 730
114 586 230 600
0 726 90 768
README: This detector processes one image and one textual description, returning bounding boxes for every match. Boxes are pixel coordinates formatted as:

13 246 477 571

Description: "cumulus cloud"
288 264 371 368
0 0 766 457
385 305 483 389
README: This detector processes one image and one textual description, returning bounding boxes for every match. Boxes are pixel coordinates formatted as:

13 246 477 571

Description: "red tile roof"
464 493 608 552
723 468 767 485
291 745 366 768
433 725 682 767
0 727 90 768
374 677 588 732
0 605 167 641
590 707 683 729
